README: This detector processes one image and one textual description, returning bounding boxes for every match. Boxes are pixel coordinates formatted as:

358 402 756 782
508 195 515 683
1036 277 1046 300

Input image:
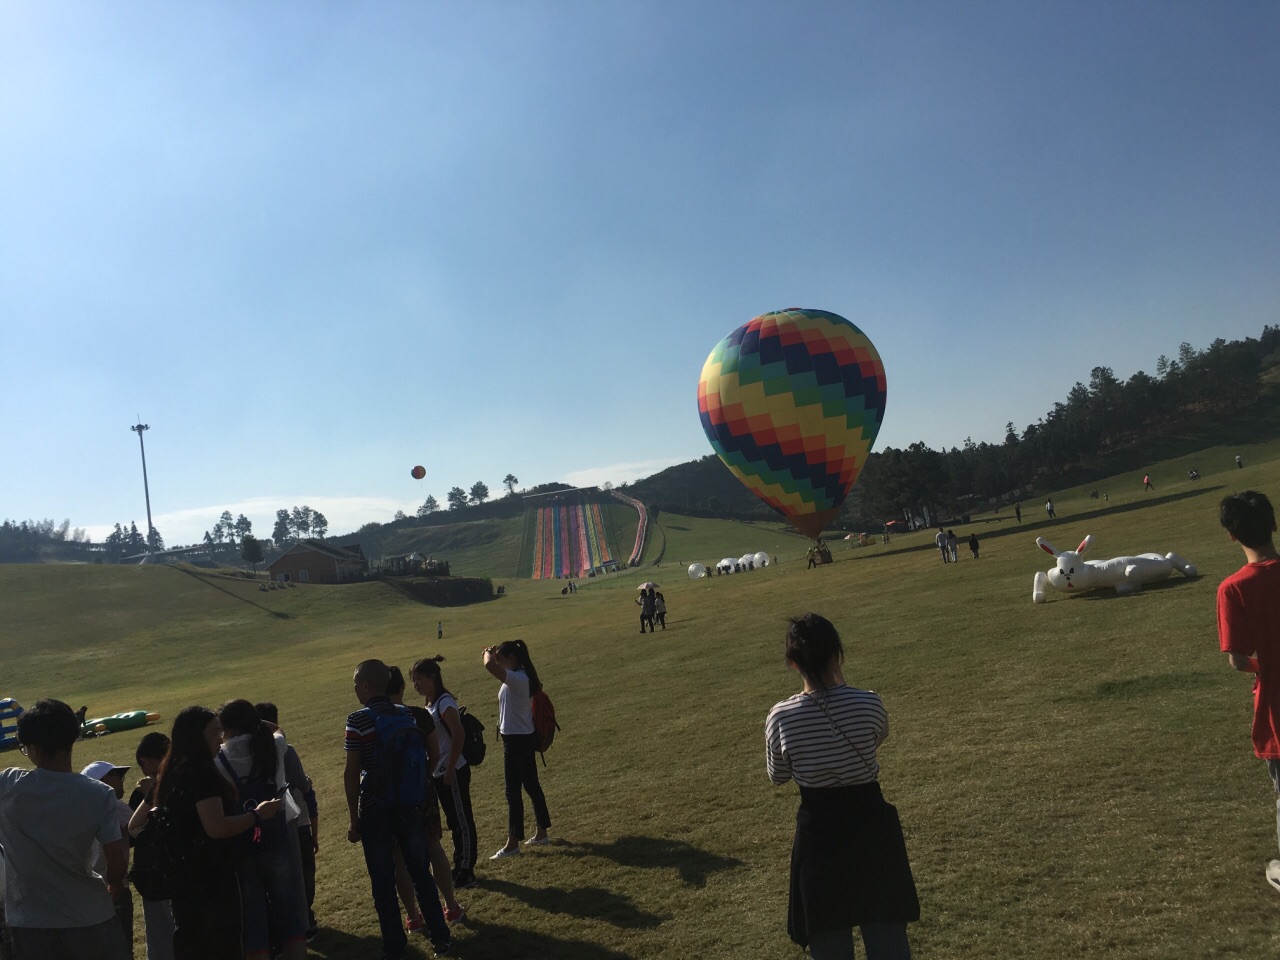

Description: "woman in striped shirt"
765 613 918 960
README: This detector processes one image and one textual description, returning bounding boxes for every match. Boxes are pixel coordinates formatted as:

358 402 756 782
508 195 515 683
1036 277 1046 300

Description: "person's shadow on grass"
480 877 663 928
454 921 636 959
558 834 744 888
298 927 384 960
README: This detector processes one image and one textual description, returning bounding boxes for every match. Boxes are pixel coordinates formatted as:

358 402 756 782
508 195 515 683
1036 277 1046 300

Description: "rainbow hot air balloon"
697 308 886 540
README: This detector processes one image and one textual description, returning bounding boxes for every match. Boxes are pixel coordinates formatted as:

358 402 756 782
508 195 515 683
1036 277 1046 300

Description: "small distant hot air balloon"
698 308 886 540
411 465 426 480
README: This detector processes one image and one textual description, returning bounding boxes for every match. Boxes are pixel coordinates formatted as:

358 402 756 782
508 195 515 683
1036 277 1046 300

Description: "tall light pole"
130 421 155 552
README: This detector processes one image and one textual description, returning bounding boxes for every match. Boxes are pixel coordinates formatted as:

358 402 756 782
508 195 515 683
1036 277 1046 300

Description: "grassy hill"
6 443 1280 958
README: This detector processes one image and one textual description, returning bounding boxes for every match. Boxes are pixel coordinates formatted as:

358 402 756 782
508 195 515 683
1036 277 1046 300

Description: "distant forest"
5 326 1279 562
631 326 1280 528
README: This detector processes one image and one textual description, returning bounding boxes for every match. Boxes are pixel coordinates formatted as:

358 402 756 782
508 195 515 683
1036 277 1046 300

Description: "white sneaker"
524 835 551 846
489 846 520 860
1267 860 1280 892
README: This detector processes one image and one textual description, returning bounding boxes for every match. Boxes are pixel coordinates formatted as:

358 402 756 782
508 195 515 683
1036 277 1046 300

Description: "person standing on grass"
765 614 919 960
1045 498 1056 519
946 531 958 563
1216 491 1280 892
934 528 949 564
128 732 175 960
254 703 319 943
654 592 668 630
1015 502 1022 524
635 590 655 633
128 705 280 960
344 659 451 958
385 667 465 929
411 657 479 891
968 533 980 560
80 760 136 958
0 698 132 960
1143 473 1154 492
484 641 551 859
215 700 309 960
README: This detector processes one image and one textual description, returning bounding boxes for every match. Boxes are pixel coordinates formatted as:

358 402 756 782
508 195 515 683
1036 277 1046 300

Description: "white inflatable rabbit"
1032 534 1196 603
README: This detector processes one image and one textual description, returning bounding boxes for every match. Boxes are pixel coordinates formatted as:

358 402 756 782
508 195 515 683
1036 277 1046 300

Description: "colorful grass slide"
531 495 618 579
609 490 648 567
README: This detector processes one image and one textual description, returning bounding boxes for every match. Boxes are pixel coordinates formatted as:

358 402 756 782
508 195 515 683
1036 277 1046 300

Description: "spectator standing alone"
968 534 980 560
1216 491 1280 892
1237 454 1245 469
484 640 552 859
1015 503 1022 524
0 699 132 960
765 615 918 958
1045 499 1056 519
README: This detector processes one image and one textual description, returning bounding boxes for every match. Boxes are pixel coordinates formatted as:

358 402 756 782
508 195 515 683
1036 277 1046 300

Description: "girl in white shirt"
482 640 551 858
411 655 479 889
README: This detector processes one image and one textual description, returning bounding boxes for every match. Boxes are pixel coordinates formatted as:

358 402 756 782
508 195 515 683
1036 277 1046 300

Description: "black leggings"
435 765 479 870
501 732 551 840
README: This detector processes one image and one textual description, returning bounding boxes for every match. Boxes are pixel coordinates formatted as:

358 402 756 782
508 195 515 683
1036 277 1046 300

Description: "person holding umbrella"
635 585 657 633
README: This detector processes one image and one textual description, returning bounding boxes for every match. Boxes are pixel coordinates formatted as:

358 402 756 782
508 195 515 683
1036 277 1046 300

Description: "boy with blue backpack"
344 659 451 958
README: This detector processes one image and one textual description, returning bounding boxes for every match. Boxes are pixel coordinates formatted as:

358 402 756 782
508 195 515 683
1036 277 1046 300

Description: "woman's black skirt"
788 781 920 947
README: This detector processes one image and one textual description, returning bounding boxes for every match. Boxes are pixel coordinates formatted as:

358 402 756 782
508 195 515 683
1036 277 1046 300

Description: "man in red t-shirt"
1217 490 1280 892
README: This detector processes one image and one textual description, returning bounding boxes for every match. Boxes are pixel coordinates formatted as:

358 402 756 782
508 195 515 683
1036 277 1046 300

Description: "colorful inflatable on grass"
1032 535 1197 603
698 308 886 540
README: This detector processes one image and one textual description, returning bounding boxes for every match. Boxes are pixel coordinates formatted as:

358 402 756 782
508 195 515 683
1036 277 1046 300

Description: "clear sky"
3 1 1277 546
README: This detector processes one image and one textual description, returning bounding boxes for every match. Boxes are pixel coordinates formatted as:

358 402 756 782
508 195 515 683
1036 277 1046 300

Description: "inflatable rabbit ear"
1036 537 1059 556
1076 535 1094 555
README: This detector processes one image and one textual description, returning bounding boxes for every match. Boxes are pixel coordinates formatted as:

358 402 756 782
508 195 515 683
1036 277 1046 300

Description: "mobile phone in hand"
274 783 292 799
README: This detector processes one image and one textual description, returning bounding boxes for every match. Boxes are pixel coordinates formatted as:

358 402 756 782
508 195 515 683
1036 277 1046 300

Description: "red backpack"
530 689 560 765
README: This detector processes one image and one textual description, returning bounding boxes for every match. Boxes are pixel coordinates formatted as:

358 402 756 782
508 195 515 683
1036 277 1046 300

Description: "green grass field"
5 444 1280 958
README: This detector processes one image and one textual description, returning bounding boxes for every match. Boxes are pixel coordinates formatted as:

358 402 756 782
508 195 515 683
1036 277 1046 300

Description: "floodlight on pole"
130 421 155 552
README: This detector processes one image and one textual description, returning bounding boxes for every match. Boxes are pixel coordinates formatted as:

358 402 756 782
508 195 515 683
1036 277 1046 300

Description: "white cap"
80 760 130 781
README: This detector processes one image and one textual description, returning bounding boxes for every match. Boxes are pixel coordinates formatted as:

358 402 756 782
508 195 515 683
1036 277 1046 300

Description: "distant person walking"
946 531 958 563
654 592 667 630
765 614 919 959
968 533 980 560
934 528 949 564
438 621 444 640
1015 503 1022 524
1045 499 1056 519
1216 491 1280 893
636 590 656 633
483 640 551 859
1143 474 1155 492
1237 455 1245 469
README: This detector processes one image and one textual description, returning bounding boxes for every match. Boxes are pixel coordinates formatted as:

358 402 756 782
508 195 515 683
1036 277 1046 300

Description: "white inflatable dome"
719 557 737 571
753 551 770 567
688 562 706 579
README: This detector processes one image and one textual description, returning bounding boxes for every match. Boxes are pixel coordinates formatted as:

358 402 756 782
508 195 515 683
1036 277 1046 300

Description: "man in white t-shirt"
0 699 130 960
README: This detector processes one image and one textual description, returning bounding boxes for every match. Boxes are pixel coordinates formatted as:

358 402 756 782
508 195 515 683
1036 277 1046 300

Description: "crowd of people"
0 642 554 960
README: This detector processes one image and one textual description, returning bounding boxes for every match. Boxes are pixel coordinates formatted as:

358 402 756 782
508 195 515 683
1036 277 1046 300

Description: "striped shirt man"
765 686 888 788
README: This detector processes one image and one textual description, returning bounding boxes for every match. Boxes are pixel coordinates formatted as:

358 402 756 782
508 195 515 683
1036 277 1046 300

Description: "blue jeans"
808 924 911 960
237 824 309 954
359 805 449 954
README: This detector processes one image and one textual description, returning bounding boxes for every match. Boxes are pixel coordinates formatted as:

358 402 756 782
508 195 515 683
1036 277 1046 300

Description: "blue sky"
3 2 1277 546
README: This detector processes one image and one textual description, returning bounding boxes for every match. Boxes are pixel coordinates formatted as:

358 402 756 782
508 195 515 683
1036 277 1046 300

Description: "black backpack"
128 805 204 901
217 753 287 852
457 706 486 766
